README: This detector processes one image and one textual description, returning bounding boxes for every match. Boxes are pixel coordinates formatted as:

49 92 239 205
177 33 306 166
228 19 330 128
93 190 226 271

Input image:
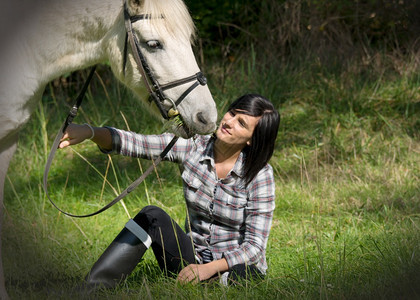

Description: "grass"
3 54 420 299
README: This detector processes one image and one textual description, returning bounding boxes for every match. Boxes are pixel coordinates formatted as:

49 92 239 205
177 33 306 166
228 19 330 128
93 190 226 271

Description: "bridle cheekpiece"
122 1 207 120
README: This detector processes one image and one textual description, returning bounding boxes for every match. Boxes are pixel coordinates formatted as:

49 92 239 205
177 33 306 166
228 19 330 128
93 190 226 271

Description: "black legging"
133 205 196 274
133 205 264 283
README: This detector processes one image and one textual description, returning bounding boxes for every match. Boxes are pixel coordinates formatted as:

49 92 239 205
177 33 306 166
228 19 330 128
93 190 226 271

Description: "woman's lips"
221 126 231 135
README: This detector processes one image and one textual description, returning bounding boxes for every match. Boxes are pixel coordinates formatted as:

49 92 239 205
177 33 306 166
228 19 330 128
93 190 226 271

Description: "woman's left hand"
177 264 214 284
177 258 229 284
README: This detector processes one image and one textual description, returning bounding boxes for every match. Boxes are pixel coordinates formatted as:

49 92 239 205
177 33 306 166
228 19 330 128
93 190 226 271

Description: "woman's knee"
133 205 169 227
135 205 162 218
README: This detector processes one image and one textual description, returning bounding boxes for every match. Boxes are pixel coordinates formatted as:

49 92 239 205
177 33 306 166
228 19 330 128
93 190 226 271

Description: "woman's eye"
146 40 162 50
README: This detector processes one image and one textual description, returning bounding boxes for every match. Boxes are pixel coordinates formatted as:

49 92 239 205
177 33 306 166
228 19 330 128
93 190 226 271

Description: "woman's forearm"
206 258 229 276
59 123 112 150
90 126 112 150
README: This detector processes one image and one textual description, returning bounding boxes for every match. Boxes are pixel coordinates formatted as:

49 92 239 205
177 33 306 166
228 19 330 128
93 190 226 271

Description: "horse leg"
0 135 18 300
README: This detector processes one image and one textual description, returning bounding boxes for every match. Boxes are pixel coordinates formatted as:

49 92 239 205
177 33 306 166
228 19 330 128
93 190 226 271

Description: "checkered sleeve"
222 165 275 269
104 127 193 163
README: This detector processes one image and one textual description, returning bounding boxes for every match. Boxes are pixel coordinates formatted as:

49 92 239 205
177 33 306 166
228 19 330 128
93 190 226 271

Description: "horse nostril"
196 112 208 125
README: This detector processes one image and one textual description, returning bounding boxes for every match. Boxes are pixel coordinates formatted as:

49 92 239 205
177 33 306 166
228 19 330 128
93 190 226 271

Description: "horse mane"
141 0 196 43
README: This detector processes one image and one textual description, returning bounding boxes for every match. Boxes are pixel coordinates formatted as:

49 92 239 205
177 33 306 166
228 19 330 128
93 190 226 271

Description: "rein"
43 0 210 218
43 67 179 218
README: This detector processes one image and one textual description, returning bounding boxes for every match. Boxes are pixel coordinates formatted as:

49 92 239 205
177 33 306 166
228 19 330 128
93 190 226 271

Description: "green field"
3 47 420 299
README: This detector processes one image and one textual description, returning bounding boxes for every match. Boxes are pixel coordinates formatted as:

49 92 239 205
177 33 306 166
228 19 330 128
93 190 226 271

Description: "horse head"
108 0 217 138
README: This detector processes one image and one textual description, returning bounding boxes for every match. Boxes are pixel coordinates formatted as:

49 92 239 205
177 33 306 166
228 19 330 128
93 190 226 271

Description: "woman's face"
216 109 261 148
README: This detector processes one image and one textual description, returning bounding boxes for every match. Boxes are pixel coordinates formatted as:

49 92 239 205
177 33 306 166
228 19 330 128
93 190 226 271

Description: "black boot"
81 220 150 294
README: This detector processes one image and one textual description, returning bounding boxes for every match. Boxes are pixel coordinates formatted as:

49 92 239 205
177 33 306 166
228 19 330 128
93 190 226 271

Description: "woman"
60 94 280 292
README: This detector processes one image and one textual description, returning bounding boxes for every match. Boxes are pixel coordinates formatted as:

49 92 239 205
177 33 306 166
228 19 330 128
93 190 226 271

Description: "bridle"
122 1 208 120
43 1 209 218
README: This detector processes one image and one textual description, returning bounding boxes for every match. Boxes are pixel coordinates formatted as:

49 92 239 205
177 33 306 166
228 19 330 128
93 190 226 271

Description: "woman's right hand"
59 123 93 149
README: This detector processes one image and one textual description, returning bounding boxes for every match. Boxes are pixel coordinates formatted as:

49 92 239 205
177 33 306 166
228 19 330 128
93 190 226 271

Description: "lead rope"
43 67 179 218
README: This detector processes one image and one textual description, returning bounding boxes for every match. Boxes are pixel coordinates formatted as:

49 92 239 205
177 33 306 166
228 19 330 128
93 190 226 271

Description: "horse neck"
24 0 124 83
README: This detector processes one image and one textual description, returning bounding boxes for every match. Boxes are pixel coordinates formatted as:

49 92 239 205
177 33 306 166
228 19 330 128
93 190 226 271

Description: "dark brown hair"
228 94 280 186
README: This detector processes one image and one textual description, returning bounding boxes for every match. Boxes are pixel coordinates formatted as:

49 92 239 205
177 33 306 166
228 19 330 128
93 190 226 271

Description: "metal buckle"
165 98 179 118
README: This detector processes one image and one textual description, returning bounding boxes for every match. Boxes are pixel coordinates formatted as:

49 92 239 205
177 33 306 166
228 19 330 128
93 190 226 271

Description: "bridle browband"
122 1 207 120
43 0 209 218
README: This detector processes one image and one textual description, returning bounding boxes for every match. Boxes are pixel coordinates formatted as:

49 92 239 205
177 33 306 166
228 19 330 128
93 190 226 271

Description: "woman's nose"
224 116 235 127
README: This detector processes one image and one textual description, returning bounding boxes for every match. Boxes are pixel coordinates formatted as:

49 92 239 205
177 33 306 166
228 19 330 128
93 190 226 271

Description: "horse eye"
146 40 162 50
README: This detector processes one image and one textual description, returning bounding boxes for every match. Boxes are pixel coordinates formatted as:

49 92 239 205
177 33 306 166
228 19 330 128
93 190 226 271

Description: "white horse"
0 0 217 298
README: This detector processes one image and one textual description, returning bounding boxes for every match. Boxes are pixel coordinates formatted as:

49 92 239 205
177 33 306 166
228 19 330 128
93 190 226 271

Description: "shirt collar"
200 136 245 178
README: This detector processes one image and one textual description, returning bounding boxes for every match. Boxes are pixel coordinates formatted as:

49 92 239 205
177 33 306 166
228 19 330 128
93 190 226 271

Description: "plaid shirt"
106 127 275 274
